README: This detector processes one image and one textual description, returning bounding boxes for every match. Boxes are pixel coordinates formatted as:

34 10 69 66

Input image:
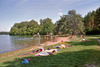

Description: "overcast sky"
0 0 100 32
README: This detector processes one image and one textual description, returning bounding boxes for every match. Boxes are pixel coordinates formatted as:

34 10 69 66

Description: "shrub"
86 29 100 35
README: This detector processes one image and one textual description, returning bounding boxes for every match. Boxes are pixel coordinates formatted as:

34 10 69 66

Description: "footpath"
97 38 100 44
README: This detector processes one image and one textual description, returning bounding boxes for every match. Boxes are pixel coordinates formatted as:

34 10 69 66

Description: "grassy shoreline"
0 45 42 62
0 35 100 67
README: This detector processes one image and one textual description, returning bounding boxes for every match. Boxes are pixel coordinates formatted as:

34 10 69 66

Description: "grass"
0 36 100 67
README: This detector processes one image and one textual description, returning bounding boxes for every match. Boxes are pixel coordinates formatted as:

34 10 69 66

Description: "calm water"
0 35 50 54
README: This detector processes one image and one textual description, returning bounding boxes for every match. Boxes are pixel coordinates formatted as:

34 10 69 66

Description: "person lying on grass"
53 44 66 49
80 38 90 41
35 49 57 56
18 47 44 56
53 44 73 49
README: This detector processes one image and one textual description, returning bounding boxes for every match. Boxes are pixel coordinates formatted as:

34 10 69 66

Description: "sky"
0 0 100 32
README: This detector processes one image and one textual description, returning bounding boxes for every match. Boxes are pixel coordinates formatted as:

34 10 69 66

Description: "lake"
0 35 50 54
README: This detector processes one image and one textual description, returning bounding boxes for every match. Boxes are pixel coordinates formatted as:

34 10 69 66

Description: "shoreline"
1 36 70 54
0 35 100 67
0 36 70 62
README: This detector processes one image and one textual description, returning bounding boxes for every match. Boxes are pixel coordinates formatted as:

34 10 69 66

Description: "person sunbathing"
60 44 65 48
54 44 65 49
81 38 90 41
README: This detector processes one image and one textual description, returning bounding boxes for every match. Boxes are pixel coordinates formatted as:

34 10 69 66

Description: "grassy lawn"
0 36 100 67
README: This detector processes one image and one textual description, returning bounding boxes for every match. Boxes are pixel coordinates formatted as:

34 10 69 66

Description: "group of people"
45 34 58 42
34 40 69 56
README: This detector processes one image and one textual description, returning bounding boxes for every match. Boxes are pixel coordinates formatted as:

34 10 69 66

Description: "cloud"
59 9 62 11
58 12 63 16
7 28 10 32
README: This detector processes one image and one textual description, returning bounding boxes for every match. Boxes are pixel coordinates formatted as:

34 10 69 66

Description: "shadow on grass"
1 49 100 67
1 38 100 67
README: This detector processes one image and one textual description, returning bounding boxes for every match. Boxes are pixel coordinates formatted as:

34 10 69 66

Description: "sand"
0 36 71 60
43 37 70 46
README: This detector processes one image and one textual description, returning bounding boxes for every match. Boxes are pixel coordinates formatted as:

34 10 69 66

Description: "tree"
9 19 39 35
66 10 85 35
54 10 85 35
27 20 39 35
95 7 100 30
9 27 19 35
84 11 96 31
22 26 27 35
84 7 100 31
83 7 100 35
39 18 54 35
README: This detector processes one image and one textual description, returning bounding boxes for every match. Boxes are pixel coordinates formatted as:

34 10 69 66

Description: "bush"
86 29 100 35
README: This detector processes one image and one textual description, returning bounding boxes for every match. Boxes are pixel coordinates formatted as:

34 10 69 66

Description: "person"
36 33 41 45
47 48 51 50
83 35 86 38
54 44 65 49
36 50 39 52
49 33 53 42
53 46 60 48
61 40 63 42
81 38 90 41
60 44 65 48
47 50 56 55
39 47 44 52
80 35 83 38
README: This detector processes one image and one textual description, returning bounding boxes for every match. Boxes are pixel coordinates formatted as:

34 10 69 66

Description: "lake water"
0 35 50 54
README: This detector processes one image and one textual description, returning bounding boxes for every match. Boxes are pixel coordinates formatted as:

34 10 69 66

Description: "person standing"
37 33 40 45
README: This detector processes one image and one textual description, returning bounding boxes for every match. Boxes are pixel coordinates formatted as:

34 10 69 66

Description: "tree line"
84 7 100 35
9 18 54 35
0 32 9 35
9 7 100 35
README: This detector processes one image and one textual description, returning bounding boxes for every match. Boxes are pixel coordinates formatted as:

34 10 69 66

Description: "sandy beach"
0 36 71 62
29 36 70 51
42 37 70 46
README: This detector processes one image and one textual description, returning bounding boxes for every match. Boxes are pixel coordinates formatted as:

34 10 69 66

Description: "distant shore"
0 32 9 35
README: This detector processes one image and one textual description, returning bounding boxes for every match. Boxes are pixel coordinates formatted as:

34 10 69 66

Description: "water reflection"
0 35 50 54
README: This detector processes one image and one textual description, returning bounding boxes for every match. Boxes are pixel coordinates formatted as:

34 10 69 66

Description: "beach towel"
35 49 60 56
35 52 49 56
21 59 29 64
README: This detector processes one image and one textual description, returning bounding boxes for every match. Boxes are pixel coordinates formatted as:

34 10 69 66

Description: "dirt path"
91 37 100 45
97 39 100 44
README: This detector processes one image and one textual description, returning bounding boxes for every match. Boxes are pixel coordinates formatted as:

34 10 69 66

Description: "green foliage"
9 20 39 35
86 29 100 35
95 7 100 29
9 7 100 35
54 10 85 35
0 36 100 67
67 10 85 35
39 18 54 35
0 32 9 35
84 11 96 31
10 18 54 35
84 7 100 34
